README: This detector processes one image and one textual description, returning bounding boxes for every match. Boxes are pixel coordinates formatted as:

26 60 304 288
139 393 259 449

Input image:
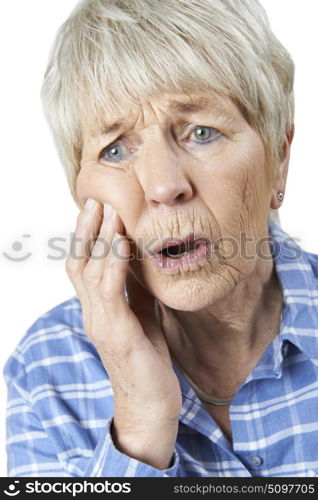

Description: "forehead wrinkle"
92 94 234 139
169 94 234 119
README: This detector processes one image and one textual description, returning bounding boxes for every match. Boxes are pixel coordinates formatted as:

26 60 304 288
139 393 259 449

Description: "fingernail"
85 198 96 209
104 203 115 218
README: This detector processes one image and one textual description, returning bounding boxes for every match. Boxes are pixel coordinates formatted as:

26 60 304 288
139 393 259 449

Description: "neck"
156 257 283 399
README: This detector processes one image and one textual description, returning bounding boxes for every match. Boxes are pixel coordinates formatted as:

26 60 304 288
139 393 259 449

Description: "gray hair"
41 0 294 224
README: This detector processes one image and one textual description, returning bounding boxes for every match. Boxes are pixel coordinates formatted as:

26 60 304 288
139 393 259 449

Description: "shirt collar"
247 222 318 382
170 222 318 439
171 223 318 393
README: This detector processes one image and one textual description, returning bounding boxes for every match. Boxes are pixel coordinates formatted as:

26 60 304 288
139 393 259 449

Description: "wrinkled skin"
68 91 292 461
77 91 289 309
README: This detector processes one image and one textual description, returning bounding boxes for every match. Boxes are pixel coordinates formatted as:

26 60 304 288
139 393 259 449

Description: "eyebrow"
100 121 126 137
99 98 227 137
169 99 209 114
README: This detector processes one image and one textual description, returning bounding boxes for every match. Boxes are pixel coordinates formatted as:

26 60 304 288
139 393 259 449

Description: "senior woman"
4 0 318 478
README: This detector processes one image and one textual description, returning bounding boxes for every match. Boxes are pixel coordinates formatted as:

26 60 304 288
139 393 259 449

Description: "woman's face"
77 91 282 311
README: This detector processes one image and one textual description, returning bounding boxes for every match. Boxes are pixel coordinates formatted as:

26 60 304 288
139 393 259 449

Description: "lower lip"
150 241 212 272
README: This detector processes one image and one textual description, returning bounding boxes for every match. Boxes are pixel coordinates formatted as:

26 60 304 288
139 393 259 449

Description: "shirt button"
249 455 263 467
282 343 289 356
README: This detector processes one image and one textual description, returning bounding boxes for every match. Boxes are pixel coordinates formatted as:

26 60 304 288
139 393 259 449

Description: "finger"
65 198 103 298
68 199 103 268
83 204 124 289
100 232 132 316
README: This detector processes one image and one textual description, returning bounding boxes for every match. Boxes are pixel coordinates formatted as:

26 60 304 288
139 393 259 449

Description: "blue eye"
100 125 222 164
102 143 126 162
190 126 221 144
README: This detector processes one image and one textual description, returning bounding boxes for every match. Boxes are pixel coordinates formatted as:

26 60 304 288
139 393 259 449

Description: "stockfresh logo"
3 481 20 496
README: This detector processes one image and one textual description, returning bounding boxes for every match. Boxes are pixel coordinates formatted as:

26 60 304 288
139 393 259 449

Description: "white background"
0 1 317 477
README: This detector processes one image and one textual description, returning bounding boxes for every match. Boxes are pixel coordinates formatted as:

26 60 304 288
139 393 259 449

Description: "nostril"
176 192 185 201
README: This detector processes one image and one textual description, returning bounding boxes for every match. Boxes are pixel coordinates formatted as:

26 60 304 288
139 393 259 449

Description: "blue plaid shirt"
4 223 318 477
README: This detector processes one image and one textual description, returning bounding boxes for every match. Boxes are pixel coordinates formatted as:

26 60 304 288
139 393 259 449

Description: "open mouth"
159 239 199 258
149 234 212 271
150 233 211 261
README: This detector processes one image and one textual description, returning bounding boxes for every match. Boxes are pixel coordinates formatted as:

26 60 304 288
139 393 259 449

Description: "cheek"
76 164 143 230
196 140 269 231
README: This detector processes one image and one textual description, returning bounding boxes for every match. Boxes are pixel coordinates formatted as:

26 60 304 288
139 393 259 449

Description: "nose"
135 132 194 207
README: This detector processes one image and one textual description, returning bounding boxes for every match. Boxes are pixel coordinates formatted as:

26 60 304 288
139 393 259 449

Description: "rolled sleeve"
83 418 181 477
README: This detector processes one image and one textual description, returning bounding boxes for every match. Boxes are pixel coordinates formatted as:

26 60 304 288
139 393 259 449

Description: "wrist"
111 418 178 470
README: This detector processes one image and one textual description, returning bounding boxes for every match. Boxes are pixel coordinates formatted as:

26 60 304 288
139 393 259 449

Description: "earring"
277 192 284 203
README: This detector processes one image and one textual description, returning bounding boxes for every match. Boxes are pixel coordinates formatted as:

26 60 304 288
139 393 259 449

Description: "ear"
270 125 295 209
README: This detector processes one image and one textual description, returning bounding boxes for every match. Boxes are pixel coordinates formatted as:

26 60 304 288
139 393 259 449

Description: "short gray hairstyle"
41 0 294 224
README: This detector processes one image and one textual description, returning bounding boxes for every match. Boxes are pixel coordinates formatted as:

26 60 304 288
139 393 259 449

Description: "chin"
146 266 234 312
157 282 228 311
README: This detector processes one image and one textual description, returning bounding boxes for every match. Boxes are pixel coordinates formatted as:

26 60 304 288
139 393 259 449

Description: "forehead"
81 91 236 139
